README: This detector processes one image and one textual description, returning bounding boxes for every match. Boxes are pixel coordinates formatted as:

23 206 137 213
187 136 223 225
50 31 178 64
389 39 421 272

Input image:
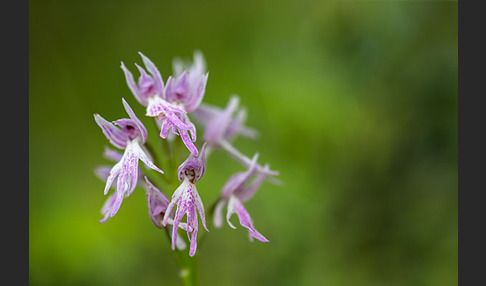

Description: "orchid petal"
221 140 280 177
221 153 259 198
121 61 146 106
185 72 209 112
103 146 123 162
144 176 170 228
131 141 164 174
94 114 127 149
139 52 165 98
122 98 147 143
235 164 268 202
213 199 226 228
193 184 208 231
228 196 269 242
99 193 117 223
94 166 112 182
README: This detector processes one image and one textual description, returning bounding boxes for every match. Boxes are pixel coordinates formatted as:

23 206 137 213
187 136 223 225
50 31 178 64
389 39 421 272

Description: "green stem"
160 137 172 168
174 250 200 286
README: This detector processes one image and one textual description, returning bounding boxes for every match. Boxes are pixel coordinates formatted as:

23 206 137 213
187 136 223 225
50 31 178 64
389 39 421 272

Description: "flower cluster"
94 51 279 257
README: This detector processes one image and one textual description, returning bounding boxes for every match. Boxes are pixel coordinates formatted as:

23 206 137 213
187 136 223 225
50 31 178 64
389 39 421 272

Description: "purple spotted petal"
155 112 198 156
172 57 184 77
166 51 208 112
102 161 119 196
95 166 112 182
180 113 197 142
99 193 118 223
159 116 172 138
234 164 269 202
120 53 165 105
146 96 186 118
174 127 198 156
164 181 188 249
144 176 170 228
227 196 269 243
103 146 123 162
179 126 198 156
163 75 176 102
101 141 163 220
172 50 206 77
185 72 209 112
121 61 147 106
98 189 125 224
183 53 208 112
94 114 128 149
220 140 280 180
94 100 148 148
191 103 221 126
191 50 206 75
213 199 226 228
221 153 259 198
168 225 187 251
131 141 164 174
115 146 139 198
203 96 239 146
139 52 165 98
225 107 258 140
122 98 147 143
193 184 208 232
192 95 258 148
96 146 145 201
134 63 158 101
186 198 199 257
165 72 188 103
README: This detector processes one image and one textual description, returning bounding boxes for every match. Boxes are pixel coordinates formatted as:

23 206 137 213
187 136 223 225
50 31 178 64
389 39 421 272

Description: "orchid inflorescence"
94 51 279 258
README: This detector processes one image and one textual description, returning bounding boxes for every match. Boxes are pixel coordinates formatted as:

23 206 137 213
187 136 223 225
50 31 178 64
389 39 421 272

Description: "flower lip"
146 96 199 156
162 178 208 256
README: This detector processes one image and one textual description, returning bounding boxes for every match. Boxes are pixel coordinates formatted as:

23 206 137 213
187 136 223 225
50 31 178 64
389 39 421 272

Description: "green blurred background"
29 0 457 285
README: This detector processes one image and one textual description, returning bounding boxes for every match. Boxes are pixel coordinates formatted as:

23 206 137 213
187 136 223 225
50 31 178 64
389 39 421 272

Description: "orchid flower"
213 153 273 242
94 98 164 222
145 176 190 250
121 52 208 156
163 144 209 256
192 95 280 181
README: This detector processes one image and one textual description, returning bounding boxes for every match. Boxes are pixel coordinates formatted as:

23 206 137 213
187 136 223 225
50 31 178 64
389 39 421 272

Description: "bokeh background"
29 0 457 285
